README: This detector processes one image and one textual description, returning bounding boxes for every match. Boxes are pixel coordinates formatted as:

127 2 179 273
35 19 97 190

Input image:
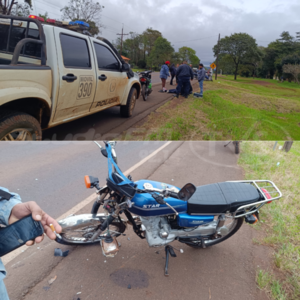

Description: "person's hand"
8 201 62 246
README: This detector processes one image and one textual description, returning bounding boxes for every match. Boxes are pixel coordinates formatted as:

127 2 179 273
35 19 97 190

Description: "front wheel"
0 110 42 141
141 85 148 101
120 87 137 117
56 214 126 245
183 217 244 249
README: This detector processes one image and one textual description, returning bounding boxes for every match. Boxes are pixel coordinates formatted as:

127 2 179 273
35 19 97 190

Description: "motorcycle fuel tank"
129 180 187 217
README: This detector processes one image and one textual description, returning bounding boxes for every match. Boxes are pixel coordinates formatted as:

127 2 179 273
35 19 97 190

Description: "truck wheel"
0 110 42 141
120 87 137 118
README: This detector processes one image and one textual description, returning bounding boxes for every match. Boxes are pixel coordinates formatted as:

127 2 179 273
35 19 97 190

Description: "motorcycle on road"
56 142 282 276
139 71 152 101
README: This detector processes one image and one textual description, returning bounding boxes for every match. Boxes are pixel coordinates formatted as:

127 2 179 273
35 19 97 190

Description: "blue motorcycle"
56 141 282 276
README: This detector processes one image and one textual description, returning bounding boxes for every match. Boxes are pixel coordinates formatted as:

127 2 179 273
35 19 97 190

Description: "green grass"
128 76 300 140
239 142 300 300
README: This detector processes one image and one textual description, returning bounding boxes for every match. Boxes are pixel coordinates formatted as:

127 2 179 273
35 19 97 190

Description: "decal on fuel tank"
143 204 160 209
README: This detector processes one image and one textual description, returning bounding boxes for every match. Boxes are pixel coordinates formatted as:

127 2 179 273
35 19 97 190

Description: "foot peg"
164 245 177 277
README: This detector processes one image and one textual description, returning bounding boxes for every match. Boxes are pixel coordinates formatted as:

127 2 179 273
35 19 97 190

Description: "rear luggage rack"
227 180 282 218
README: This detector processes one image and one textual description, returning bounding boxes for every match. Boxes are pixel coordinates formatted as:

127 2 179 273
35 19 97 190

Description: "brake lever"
152 193 166 205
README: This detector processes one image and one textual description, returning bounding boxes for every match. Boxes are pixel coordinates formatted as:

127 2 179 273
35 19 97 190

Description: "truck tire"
120 87 137 118
0 110 42 141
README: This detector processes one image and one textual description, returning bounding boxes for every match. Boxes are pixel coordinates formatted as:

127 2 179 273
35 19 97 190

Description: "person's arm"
0 187 22 225
0 187 61 246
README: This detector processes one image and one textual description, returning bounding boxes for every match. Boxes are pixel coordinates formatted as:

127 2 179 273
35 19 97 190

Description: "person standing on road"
175 61 194 98
170 63 176 86
160 61 170 92
197 63 206 97
0 187 62 300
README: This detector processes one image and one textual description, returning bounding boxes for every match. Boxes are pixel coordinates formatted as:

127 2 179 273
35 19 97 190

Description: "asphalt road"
42 73 192 141
3 141 269 300
0 141 166 219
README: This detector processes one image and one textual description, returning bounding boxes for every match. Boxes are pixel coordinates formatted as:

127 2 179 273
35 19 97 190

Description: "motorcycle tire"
183 217 244 249
142 85 148 101
56 215 126 246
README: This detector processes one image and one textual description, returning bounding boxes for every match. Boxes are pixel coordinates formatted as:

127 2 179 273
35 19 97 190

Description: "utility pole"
215 33 220 80
117 25 129 55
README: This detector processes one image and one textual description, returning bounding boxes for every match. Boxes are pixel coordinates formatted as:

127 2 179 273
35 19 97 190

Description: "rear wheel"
183 216 244 249
56 218 126 246
120 87 137 117
0 110 42 141
141 85 148 101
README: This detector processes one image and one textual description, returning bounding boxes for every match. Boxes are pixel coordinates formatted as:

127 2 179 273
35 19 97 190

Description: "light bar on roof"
69 20 90 28
29 15 45 22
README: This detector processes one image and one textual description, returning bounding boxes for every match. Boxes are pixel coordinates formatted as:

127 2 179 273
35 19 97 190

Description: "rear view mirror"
178 183 197 201
122 63 130 72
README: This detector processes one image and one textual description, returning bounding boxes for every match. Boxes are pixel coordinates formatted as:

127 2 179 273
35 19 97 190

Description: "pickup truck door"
52 28 96 123
89 41 128 112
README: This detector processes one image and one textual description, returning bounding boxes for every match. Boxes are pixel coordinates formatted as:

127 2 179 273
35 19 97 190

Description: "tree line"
213 32 300 83
113 29 200 70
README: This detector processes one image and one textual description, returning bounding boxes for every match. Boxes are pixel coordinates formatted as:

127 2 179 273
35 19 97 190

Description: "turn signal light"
245 214 258 225
84 175 91 189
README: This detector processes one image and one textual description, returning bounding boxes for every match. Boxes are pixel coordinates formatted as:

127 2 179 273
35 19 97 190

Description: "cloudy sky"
28 0 300 64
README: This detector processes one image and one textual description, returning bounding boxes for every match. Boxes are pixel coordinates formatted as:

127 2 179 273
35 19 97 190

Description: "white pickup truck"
0 15 141 141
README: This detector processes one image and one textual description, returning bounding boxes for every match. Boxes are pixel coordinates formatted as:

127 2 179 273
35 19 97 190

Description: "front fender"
120 77 141 105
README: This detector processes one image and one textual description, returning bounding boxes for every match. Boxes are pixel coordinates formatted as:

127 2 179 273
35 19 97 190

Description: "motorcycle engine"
139 216 220 247
139 216 175 247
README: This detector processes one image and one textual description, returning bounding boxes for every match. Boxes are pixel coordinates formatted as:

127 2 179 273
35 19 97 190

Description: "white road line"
2 141 172 265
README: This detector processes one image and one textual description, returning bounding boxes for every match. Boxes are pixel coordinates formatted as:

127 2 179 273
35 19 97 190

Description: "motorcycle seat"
187 182 261 214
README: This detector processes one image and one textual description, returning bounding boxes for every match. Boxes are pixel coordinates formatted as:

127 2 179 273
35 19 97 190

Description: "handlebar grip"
168 191 179 199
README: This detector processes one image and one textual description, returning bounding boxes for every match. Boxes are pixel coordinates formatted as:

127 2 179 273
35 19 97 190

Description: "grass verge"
124 76 300 140
239 141 300 300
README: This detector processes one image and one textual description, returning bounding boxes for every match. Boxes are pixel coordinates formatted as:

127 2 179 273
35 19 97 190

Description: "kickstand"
164 245 177 277
224 141 231 147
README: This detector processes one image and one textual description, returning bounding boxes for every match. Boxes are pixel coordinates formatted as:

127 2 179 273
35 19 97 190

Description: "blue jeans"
176 76 191 97
198 80 204 96
0 280 9 300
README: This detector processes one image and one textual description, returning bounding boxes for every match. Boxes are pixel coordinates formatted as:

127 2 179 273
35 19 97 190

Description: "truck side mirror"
122 63 130 72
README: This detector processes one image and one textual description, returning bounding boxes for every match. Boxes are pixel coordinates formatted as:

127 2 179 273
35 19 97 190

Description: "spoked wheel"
56 218 126 245
183 215 244 249
142 85 148 101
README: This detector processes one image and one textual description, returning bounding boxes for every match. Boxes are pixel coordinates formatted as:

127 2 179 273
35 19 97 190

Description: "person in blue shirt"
0 187 61 300
175 61 194 98
160 61 170 92
197 63 206 97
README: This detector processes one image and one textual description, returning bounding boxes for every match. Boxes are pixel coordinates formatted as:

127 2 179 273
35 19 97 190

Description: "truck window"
60 34 91 68
93 43 120 71
0 19 41 61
